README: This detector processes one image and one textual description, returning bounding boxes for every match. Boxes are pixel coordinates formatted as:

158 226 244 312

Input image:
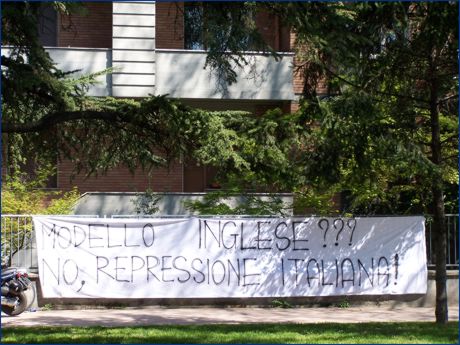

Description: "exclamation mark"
394 253 399 285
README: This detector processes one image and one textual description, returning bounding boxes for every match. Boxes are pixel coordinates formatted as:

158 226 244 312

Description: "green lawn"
1 322 458 344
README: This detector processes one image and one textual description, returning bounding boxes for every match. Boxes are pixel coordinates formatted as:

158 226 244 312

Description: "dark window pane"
38 4 57 47
184 3 204 50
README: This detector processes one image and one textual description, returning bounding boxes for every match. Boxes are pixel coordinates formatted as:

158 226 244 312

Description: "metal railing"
426 214 458 269
1 214 458 270
1 215 34 269
1 215 98 270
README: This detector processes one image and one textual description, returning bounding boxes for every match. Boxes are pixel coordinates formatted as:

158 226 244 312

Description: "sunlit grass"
1 322 458 344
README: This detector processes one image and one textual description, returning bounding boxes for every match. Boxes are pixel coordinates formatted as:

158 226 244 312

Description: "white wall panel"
113 2 155 15
112 50 155 62
112 2 156 97
113 26 155 38
47 48 111 96
112 85 155 98
113 14 155 27
113 62 155 74
112 73 155 86
113 38 155 50
155 51 295 100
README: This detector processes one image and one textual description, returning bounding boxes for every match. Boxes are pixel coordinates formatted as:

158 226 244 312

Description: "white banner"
33 216 427 298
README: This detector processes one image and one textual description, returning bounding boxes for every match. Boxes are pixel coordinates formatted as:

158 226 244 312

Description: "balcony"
155 49 295 101
5 47 295 100
46 47 112 97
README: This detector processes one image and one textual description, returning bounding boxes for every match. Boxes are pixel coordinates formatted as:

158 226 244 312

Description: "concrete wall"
72 192 294 217
155 50 295 100
29 271 459 308
46 47 111 96
32 48 294 99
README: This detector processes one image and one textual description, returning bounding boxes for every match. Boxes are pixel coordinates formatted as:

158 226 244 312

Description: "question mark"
334 218 345 246
76 280 85 293
347 218 357 246
318 218 329 247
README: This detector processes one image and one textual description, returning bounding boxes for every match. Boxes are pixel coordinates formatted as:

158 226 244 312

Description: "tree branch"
437 93 458 105
1 109 135 134
440 134 459 145
321 64 431 105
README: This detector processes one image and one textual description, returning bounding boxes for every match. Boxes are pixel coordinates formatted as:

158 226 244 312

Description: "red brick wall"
183 164 221 192
282 101 298 114
156 2 184 49
183 162 204 192
58 2 112 48
57 159 183 193
150 161 183 192
279 24 291 52
291 32 328 97
256 11 279 50
255 12 290 53
155 4 290 52
293 68 305 96
291 32 305 97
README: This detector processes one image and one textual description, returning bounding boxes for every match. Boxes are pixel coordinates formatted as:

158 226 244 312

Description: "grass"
1 322 458 344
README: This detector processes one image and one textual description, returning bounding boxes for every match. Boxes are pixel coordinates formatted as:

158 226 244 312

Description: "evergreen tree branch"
2 110 135 134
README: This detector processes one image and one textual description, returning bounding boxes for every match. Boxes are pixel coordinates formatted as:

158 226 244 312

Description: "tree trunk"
429 70 448 324
433 187 448 324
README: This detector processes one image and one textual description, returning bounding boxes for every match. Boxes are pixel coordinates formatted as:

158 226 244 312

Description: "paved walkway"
1 306 458 327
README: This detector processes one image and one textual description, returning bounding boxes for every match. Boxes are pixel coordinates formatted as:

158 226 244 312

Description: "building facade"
30 2 309 194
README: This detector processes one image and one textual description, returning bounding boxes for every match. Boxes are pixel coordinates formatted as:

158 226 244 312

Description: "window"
37 4 57 47
184 3 204 50
183 2 256 51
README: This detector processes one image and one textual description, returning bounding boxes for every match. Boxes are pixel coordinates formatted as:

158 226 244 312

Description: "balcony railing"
46 47 112 97
3 47 295 100
155 49 295 100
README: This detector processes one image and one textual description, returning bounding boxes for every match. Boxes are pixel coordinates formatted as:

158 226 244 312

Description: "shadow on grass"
1 322 458 344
